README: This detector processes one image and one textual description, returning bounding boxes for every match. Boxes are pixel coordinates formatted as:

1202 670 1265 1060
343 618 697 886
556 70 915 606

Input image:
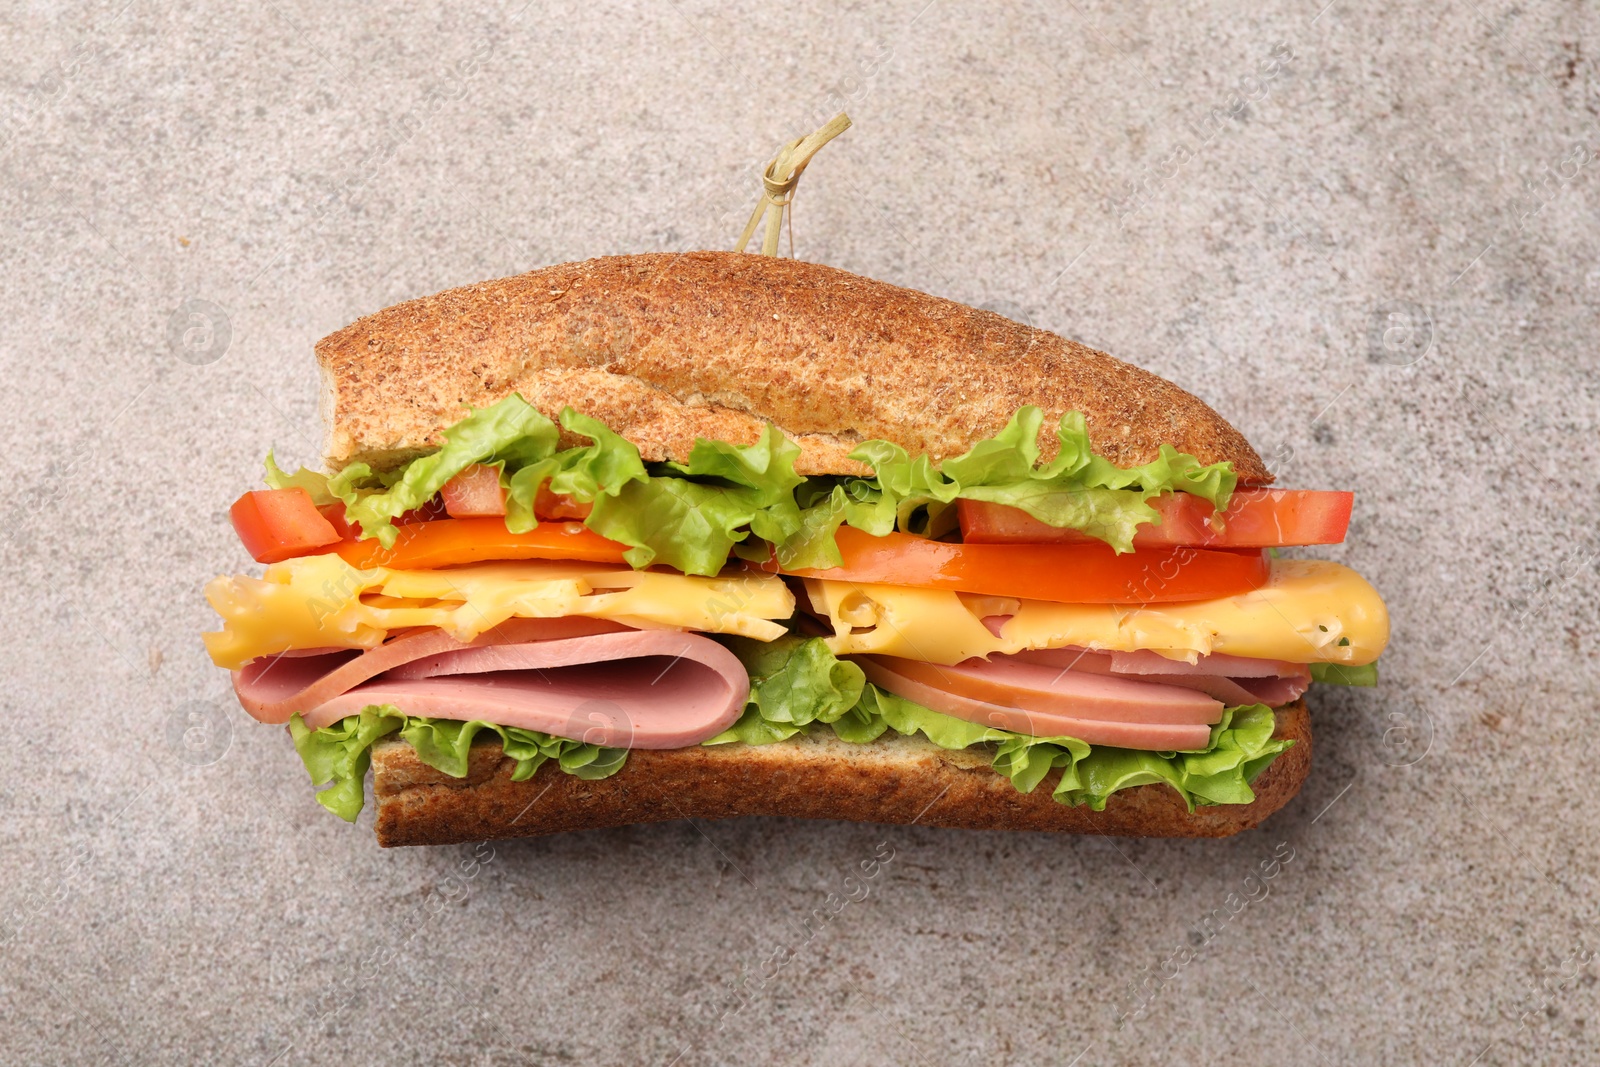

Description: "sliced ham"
996 638 1311 708
1100 648 1304 678
878 655 1223 725
855 635 1312 751
1230 674 1312 705
232 619 750 749
858 656 1219 751
234 618 628 725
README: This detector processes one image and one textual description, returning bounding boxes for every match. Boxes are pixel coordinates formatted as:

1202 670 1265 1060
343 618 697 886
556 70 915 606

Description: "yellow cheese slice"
203 555 794 669
805 558 1389 666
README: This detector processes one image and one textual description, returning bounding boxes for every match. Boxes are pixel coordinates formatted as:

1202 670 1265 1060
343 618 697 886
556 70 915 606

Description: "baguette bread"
309 252 1313 845
371 702 1310 846
317 251 1270 482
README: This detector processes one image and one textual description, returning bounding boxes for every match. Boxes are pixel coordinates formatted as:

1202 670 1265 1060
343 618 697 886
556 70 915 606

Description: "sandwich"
202 250 1389 846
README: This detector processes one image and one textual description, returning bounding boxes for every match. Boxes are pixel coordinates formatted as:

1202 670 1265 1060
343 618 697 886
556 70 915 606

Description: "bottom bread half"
371 700 1310 846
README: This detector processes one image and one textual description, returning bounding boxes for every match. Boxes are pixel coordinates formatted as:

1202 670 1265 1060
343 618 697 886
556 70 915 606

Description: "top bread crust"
316 251 1270 482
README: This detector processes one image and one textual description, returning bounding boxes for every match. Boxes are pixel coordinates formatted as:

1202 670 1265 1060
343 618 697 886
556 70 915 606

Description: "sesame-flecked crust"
370 702 1309 846
317 251 1270 482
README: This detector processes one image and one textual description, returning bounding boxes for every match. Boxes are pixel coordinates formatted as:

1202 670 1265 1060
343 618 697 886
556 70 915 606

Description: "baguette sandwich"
203 251 1388 846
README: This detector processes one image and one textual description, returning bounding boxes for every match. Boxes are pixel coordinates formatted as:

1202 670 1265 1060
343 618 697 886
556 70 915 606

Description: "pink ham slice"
858 655 1221 751
232 619 751 749
981 623 1313 709
234 618 629 725
1092 648 1311 706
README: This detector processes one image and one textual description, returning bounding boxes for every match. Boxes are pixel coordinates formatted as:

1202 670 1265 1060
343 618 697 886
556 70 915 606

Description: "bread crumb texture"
371 701 1310 845
318 252 1270 482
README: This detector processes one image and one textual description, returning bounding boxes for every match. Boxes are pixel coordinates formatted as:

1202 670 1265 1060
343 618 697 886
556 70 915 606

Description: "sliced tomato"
317 502 355 540
395 494 448 525
768 526 1268 604
536 485 592 521
436 466 592 522
315 499 441 539
440 464 507 517
231 488 342 563
957 489 1354 548
331 517 629 570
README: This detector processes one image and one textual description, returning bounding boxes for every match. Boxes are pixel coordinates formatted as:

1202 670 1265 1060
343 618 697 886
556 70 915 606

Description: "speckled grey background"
2 0 1598 1063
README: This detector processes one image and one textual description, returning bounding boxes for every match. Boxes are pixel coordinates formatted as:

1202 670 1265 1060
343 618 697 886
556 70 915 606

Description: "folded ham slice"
858 655 1221 751
1008 645 1311 707
855 637 1311 751
232 618 750 749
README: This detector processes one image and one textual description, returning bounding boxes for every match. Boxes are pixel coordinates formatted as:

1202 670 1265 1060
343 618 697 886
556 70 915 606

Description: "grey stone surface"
2 0 1598 1063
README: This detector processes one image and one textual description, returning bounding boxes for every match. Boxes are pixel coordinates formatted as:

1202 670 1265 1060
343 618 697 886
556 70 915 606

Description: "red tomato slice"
317 503 355 540
536 485 592 521
957 489 1353 548
315 498 442 539
395 495 448 525
437 466 592 521
231 489 342 563
331 517 629 570
769 526 1268 604
440 464 507 517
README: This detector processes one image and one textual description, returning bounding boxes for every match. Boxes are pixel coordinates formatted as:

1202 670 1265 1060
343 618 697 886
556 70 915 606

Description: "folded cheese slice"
204 554 794 670
806 558 1389 667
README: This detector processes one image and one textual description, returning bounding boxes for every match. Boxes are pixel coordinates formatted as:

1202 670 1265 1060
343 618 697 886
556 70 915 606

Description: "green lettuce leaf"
284 638 1293 820
300 394 806 576
772 479 900 570
857 682 1287 810
1311 662 1379 687
287 707 404 821
704 635 877 745
337 397 566 549
503 410 649 535
584 424 805 575
714 636 1294 811
288 708 626 822
778 406 1238 565
263 452 340 506
263 399 1235 577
